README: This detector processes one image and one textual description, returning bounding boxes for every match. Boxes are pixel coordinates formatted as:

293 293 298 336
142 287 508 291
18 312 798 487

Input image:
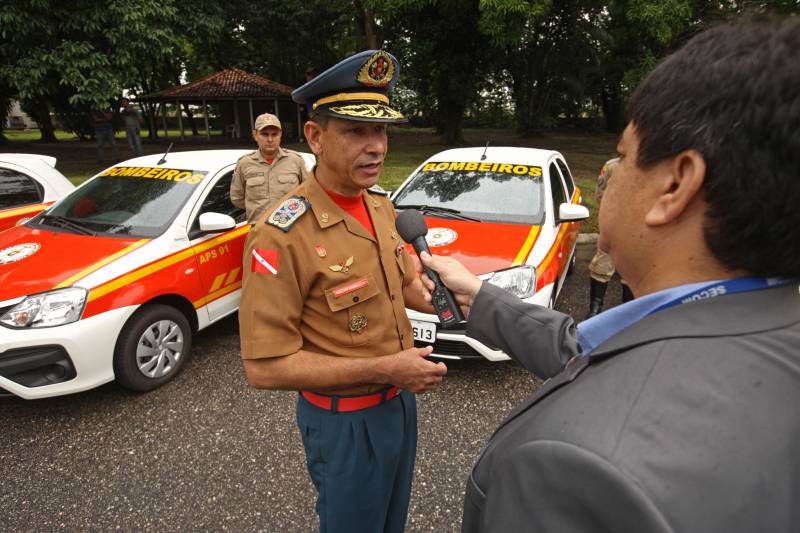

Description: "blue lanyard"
648 276 794 316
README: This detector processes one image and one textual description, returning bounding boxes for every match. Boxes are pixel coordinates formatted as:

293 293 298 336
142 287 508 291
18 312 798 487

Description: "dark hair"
308 112 330 129
627 15 800 277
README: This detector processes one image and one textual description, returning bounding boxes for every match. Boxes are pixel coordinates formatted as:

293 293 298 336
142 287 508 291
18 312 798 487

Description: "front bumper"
0 305 137 399
408 283 553 362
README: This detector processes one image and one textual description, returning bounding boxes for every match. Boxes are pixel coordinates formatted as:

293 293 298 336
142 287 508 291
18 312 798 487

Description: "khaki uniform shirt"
589 157 620 282
595 157 619 205
239 172 416 395
230 147 309 224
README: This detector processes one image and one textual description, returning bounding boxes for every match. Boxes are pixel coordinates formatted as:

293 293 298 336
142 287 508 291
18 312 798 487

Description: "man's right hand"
419 251 483 307
382 346 447 393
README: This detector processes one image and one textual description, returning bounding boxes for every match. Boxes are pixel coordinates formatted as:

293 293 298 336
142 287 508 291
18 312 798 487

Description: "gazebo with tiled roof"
140 68 302 141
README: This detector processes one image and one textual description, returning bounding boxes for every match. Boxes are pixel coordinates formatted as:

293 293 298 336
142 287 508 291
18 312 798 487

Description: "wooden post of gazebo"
202 98 210 141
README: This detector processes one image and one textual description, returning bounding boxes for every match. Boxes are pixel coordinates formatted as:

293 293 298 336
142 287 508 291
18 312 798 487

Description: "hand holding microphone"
396 209 466 328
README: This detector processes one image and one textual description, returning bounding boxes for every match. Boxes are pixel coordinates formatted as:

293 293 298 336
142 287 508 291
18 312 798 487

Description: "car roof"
109 149 253 172
107 149 317 174
0 153 58 168
423 146 562 167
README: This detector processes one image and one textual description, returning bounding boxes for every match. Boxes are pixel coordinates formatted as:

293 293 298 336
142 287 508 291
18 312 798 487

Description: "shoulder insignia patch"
266 195 310 232
366 185 389 196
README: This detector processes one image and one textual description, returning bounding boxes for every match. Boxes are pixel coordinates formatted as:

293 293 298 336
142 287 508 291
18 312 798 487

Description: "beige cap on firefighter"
253 113 281 130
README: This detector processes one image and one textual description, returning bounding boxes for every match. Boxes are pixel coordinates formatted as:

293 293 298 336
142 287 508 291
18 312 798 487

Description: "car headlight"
0 287 87 328
486 265 537 299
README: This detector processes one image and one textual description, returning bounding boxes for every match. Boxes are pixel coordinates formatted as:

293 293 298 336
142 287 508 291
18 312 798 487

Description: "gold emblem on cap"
329 104 404 120
329 256 354 273
349 314 368 333
356 51 395 87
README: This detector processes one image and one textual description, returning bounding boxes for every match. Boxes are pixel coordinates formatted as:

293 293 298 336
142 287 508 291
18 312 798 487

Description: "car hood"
0 226 144 301
419 217 540 275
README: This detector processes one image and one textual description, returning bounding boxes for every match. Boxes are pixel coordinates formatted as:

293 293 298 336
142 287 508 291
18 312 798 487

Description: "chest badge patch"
0 243 41 265
267 196 310 232
349 314 368 334
315 245 327 258
329 256 354 273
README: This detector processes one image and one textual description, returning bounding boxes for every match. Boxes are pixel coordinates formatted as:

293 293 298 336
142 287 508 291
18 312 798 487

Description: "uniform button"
391 294 396 300
353 296 360 302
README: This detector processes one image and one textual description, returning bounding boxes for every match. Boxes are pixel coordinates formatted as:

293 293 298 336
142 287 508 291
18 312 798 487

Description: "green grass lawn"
2 126 616 232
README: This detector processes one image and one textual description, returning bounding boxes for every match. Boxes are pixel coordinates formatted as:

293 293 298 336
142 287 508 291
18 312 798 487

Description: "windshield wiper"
394 204 480 222
38 214 96 236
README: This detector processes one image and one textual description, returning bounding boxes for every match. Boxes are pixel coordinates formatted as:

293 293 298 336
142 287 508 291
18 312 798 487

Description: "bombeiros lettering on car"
100 166 206 184
421 161 543 177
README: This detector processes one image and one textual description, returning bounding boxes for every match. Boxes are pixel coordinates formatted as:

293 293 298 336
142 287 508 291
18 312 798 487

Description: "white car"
391 146 589 361
0 150 314 399
0 154 75 232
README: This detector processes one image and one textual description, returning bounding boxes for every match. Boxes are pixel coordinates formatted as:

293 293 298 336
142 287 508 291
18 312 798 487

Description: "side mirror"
198 212 236 234
558 203 590 223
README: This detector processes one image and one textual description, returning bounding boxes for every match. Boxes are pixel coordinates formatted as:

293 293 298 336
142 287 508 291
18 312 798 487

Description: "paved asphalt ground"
1 242 627 532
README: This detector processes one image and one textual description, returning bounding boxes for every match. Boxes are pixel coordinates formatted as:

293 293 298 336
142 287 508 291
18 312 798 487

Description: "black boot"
585 279 608 319
621 283 634 303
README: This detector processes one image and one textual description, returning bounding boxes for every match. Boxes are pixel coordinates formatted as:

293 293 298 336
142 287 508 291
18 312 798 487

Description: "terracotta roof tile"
145 68 294 99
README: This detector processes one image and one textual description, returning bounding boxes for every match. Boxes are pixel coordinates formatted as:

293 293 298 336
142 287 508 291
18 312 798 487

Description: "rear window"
393 161 545 225
0 168 43 209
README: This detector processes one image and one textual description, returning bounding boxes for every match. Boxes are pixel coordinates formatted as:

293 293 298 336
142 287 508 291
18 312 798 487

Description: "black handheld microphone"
396 209 465 328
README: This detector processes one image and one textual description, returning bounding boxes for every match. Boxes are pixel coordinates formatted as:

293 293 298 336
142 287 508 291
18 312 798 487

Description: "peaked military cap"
292 50 407 124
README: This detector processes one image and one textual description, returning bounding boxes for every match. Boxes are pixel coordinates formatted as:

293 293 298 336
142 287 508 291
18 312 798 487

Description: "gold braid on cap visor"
312 92 390 110
328 104 404 120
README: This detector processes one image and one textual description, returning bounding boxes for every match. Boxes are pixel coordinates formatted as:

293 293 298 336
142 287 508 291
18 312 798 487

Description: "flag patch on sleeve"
251 248 278 274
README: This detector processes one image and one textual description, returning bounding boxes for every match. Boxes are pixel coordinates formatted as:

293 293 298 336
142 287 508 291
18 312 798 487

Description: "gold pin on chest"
329 256 354 273
349 314 368 333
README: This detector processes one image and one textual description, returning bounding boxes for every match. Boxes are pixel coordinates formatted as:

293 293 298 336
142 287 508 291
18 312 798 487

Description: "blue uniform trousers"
296 390 417 533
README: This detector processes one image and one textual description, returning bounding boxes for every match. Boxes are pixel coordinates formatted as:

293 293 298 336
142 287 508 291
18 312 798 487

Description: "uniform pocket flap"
324 275 380 312
277 174 299 184
246 174 266 186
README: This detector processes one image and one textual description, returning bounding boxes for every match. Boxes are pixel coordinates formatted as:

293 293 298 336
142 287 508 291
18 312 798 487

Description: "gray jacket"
462 282 800 533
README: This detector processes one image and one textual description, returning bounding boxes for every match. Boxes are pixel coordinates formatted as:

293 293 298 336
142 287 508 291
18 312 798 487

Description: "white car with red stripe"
0 150 314 399
392 147 589 361
0 154 75 232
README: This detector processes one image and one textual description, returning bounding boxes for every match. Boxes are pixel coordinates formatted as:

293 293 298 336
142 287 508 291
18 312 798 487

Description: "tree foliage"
1 0 797 143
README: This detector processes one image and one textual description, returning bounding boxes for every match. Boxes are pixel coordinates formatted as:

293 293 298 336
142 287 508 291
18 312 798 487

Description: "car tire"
566 252 577 276
113 304 192 392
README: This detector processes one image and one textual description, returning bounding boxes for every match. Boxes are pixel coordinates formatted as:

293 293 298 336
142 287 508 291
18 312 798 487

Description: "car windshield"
36 166 208 238
393 161 545 224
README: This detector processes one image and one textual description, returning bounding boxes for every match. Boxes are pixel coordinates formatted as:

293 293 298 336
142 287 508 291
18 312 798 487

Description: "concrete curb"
577 233 598 244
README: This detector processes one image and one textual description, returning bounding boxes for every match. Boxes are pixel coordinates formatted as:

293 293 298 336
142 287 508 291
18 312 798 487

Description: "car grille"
414 338 484 359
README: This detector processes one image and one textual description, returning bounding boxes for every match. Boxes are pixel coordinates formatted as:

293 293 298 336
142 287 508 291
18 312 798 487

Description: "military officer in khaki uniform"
586 157 633 318
230 112 309 224
238 50 447 533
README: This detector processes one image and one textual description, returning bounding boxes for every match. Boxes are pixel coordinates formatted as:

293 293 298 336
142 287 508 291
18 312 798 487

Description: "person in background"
120 98 144 157
92 107 119 163
586 157 633 318
230 113 309 224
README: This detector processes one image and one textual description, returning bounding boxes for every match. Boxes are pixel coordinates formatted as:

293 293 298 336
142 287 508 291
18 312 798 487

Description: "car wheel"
566 253 577 276
113 304 192 392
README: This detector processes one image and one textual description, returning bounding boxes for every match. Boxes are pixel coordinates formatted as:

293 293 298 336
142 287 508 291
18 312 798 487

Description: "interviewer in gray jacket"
421 15 800 533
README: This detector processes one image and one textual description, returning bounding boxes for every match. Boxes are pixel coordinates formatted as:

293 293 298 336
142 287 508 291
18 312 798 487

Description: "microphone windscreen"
395 209 428 242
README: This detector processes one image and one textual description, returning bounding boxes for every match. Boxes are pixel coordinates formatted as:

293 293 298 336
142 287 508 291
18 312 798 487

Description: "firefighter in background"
586 157 633 318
